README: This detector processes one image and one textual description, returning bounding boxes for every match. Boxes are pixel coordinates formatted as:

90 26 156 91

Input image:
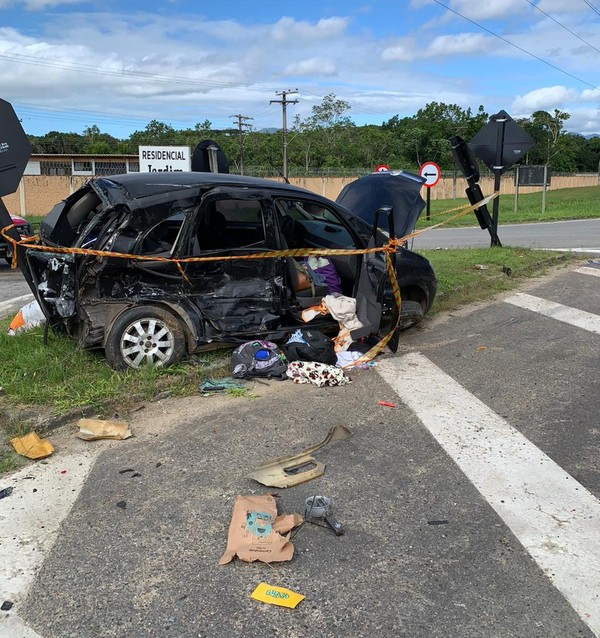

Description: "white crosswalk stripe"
504 292 600 335
378 353 600 637
574 266 600 278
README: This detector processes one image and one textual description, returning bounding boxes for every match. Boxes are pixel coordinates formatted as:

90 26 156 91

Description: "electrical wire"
525 0 600 55
582 0 600 18
431 0 600 90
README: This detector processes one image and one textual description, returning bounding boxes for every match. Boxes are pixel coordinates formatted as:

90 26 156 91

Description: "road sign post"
419 161 440 220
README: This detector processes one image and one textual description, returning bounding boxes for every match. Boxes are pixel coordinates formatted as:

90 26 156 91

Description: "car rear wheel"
105 306 186 370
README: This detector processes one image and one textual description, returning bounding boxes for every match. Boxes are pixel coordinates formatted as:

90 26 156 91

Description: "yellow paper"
251 582 305 609
76 418 132 441
11 432 54 460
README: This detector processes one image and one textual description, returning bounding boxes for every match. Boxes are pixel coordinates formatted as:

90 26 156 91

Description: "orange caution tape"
2 193 498 365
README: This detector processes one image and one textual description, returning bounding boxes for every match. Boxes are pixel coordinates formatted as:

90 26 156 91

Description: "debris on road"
76 418 132 441
251 583 305 609
0 486 14 500
247 424 351 488
1 600 14 611
231 341 288 380
7 299 44 335
116 500 127 510
304 495 345 536
199 377 247 395
11 432 54 459
286 361 351 387
219 494 302 565
377 400 399 409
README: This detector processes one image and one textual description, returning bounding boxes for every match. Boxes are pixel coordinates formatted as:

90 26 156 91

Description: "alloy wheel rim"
120 318 174 368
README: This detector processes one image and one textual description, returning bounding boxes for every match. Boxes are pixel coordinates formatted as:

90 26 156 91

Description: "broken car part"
246 424 351 488
304 495 345 536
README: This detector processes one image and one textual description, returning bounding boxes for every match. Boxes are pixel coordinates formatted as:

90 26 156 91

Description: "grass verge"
419 186 600 229
422 246 574 313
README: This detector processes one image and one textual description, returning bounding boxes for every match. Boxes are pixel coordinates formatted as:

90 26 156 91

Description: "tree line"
27 95 600 174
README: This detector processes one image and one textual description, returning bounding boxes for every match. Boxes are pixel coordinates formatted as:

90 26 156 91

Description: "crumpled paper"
219 494 302 565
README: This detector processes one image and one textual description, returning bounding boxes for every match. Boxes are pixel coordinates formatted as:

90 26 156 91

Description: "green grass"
0 324 230 415
420 186 600 228
422 246 574 313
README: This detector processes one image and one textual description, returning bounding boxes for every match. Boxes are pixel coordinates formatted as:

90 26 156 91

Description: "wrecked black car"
20 171 436 369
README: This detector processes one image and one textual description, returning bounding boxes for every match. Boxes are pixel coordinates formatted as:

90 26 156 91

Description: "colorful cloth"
286 361 351 387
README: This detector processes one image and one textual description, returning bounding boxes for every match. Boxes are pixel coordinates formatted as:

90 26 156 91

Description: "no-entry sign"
419 161 440 188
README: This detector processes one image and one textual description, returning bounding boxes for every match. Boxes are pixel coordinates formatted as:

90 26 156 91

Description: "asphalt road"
411 218 600 252
1 260 598 638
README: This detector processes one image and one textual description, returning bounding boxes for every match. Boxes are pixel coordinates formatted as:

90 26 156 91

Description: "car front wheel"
105 306 186 370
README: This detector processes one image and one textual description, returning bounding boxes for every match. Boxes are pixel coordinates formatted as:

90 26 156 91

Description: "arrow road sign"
419 161 440 188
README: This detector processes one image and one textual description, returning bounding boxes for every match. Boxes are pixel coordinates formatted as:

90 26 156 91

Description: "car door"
180 187 286 340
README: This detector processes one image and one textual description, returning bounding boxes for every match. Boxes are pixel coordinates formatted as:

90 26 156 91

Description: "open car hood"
336 171 426 239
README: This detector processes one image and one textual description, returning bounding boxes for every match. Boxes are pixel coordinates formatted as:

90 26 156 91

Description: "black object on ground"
427 520 449 525
116 501 127 510
0 486 14 500
1 601 14 611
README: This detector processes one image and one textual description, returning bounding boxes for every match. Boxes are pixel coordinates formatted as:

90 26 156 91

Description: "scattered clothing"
199 377 247 395
286 361 351 387
303 257 342 294
301 294 364 353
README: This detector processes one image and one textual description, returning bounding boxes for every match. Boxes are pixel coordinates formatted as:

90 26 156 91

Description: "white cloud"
446 0 527 21
512 85 579 111
425 32 491 57
381 38 418 62
271 16 348 42
284 58 337 77
581 88 600 102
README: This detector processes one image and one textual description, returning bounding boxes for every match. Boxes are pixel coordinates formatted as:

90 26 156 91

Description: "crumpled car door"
181 188 285 340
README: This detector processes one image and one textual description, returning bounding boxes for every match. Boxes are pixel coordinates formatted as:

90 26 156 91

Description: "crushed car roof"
95 172 315 201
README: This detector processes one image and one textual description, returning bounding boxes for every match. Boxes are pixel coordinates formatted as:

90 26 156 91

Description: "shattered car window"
139 212 185 256
275 199 358 250
196 199 266 251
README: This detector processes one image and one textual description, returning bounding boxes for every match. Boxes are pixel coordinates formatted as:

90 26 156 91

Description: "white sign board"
138 146 191 173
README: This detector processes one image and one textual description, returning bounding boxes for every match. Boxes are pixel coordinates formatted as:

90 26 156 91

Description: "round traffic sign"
419 161 441 188
374 164 390 173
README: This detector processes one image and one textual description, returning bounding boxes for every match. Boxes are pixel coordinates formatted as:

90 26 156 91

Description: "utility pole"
230 114 253 175
270 89 298 180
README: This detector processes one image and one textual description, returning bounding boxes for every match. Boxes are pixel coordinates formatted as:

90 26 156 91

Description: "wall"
3 173 599 217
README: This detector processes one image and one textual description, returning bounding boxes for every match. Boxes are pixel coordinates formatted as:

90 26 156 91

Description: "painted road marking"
0 293 33 318
574 266 600 278
0 450 98 638
378 353 600 637
505 292 600 335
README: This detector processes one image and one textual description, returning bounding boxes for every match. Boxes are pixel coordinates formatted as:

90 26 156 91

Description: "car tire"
399 299 425 331
105 306 186 370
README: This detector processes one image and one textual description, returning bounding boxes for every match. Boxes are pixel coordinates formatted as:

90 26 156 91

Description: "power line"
0 50 280 93
582 0 600 18
525 0 600 55
431 0 599 90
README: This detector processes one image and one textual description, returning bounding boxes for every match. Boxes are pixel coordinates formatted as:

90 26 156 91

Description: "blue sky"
1 0 600 138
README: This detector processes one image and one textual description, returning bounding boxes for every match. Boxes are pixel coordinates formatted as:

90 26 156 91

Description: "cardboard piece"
76 418 132 441
251 583 305 609
219 494 302 565
11 432 54 459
